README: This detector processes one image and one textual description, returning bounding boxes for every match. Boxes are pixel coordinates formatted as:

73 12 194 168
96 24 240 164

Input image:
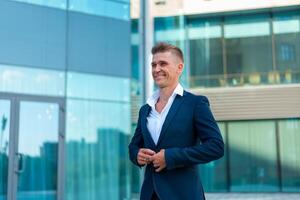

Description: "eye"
160 61 167 67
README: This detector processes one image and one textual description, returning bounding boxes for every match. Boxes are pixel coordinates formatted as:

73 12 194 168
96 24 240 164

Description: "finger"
155 166 164 172
148 155 155 162
139 149 152 157
137 155 149 165
138 153 149 161
154 163 159 168
144 149 156 155
137 158 147 165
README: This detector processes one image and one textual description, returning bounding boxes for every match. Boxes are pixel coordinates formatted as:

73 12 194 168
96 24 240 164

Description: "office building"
0 0 131 199
131 0 300 194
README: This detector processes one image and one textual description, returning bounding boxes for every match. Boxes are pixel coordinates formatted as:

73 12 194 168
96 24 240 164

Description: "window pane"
155 17 185 42
274 12 300 84
0 65 65 96
188 18 223 88
67 72 130 102
17 102 59 200
200 122 227 192
228 121 279 192
278 119 300 192
65 99 131 200
10 0 66 9
69 0 129 21
225 14 273 86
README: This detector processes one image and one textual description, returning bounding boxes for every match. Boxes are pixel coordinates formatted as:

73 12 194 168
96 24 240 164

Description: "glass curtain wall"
278 119 300 192
54 0 131 198
273 11 300 84
200 119 300 192
185 11 300 88
1 0 132 199
187 17 223 87
225 14 273 86
228 121 279 192
65 74 131 200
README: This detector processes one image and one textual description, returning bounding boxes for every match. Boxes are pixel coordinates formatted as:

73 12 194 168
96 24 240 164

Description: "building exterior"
0 0 132 200
131 0 300 194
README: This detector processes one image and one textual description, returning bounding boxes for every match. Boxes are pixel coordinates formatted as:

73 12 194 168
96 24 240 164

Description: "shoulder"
184 91 210 106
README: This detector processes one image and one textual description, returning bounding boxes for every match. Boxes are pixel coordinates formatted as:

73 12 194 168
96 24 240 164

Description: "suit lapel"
156 92 186 146
140 105 156 148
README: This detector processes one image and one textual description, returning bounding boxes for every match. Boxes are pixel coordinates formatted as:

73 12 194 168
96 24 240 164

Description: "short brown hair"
151 42 184 63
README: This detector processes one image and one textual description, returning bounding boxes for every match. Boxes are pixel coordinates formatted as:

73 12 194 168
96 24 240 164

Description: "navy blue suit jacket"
128 91 224 200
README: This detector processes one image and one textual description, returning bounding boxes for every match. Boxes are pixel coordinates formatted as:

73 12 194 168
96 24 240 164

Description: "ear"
177 63 184 74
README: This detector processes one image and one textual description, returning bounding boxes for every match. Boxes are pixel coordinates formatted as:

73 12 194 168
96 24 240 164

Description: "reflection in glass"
188 18 223 87
225 14 273 86
69 0 129 21
10 0 66 9
17 101 59 200
65 99 131 200
228 121 279 192
200 122 227 191
278 119 300 192
0 65 65 96
0 100 10 200
274 12 300 84
67 72 130 102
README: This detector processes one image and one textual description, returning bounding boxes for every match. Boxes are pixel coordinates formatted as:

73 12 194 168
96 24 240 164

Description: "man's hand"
137 148 155 166
151 149 166 172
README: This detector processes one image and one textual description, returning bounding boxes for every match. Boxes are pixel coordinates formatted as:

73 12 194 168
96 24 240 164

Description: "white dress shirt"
146 84 184 145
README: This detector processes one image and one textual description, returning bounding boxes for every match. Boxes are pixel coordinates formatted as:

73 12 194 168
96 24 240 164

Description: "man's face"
151 51 183 89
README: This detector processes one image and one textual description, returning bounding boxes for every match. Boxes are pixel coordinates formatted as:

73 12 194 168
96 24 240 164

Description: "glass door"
16 101 60 200
0 100 10 200
0 93 65 200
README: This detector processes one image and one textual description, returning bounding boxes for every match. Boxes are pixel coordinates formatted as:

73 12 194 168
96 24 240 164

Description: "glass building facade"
131 5 300 194
0 0 132 200
150 11 300 88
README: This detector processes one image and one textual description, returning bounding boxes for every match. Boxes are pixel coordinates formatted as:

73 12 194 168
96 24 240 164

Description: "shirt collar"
146 83 184 107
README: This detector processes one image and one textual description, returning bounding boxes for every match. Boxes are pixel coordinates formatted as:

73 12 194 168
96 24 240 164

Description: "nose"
153 65 161 73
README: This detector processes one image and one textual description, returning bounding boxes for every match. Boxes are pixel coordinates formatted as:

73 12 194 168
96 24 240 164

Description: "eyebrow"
151 60 168 65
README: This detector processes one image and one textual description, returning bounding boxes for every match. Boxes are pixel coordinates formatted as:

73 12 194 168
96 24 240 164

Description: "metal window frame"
0 92 66 200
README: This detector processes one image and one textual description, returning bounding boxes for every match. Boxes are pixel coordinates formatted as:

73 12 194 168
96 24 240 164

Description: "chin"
156 83 167 89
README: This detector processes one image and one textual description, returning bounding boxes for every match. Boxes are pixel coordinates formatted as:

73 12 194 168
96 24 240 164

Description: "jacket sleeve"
128 107 144 167
165 96 224 170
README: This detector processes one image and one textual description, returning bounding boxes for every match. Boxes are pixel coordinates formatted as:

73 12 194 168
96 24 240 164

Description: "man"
128 42 224 200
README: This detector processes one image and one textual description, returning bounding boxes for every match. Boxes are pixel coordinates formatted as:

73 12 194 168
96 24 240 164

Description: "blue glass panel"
187 18 223 88
273 12 300 84
65 99 131 200
10 0 66 9
17 101 59 200
228 121 279 192
69 0 129 21
278 119 300 192
0 65 65 96
0 0 67 70
67 72 130 102
225 14 273 86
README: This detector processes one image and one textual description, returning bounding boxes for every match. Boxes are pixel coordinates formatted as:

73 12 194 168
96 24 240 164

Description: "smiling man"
129 42 224 200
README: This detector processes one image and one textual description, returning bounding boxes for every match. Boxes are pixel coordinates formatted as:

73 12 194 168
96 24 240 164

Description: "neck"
158 83 178 102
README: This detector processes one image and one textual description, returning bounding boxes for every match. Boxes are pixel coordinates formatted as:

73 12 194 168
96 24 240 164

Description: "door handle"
15 153 26 174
